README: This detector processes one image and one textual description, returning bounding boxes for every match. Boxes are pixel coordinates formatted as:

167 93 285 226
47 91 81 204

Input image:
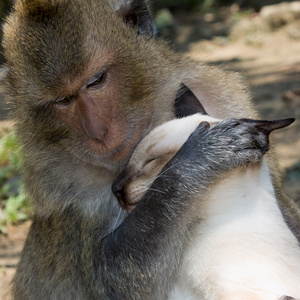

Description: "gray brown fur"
1 0 300 299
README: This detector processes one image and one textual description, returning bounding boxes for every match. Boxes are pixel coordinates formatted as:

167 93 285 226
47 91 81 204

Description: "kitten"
113 114 300 300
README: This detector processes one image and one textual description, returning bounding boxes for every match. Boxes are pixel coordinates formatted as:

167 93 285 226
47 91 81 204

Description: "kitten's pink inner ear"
175 83 208 118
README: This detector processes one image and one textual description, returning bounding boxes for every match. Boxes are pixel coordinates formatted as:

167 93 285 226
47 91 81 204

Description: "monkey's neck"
23 153 127 233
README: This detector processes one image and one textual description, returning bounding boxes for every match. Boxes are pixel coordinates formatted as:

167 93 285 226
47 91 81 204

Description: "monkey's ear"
117 0 154 38
175 84 208 118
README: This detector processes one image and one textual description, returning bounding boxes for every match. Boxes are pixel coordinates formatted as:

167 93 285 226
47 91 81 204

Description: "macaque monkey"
112 110 300 300
2 0 300 299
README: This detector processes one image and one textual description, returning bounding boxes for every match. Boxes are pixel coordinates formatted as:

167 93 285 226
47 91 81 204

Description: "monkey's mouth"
86 123 149 164
85 126 134 158
71 119 153 169
104 127 137 157
107 118 155 163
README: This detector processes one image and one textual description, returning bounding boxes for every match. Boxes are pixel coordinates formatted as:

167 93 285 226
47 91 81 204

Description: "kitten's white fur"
123 114 300 300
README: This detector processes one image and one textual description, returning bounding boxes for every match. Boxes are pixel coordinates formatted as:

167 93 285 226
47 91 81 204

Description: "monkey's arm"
96 119 267 299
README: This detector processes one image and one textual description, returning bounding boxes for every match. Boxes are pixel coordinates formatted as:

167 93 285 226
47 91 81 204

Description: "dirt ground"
0 3 300 299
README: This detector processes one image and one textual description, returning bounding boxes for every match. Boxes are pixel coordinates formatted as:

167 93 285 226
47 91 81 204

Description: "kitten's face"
112 114 219 211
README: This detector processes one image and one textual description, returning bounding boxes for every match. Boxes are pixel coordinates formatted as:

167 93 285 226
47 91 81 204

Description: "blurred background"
0 0 299 298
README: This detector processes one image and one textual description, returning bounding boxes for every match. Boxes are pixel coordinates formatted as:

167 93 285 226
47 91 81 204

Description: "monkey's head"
2 0 177 172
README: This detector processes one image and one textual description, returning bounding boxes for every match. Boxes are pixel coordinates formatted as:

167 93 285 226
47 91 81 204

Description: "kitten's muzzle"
112 172 134 210
112 182 127 209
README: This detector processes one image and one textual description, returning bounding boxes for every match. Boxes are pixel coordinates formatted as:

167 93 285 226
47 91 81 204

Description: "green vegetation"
0 131 30 233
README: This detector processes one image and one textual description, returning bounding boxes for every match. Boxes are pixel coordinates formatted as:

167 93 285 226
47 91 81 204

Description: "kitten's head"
112 113 219 211
112 115 295 212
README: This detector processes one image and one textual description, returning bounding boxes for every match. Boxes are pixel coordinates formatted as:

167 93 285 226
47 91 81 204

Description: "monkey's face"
112 114 219 210
52 56 155 166
3 0 172 171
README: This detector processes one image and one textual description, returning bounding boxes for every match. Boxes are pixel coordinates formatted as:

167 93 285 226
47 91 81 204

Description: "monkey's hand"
155 118 269 195
196 118 269 169
172 117 294 175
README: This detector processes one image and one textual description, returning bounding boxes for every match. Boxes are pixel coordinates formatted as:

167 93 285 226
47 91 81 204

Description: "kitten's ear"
175 83 208 118
117 0 154 38
241 118 295 136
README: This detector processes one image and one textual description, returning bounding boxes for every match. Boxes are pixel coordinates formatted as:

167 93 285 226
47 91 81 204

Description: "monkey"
2 0 300 299
112 111 300 300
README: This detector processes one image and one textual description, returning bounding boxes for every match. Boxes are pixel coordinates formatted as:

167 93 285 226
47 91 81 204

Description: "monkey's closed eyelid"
86 71 106 88
54 95 75 106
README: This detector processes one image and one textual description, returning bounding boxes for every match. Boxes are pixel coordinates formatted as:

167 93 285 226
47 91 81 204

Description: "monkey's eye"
55 95 74 106
87 71 106 88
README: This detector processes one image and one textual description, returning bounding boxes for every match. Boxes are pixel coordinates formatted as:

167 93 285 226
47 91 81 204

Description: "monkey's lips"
87 126 138 162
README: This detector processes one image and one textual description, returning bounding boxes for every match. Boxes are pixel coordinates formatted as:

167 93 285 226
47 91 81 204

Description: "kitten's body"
170 160 300 300
113 114 300 300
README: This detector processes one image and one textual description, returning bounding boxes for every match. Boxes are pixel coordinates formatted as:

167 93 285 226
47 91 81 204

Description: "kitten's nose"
112 182 125 201
112 175 129 209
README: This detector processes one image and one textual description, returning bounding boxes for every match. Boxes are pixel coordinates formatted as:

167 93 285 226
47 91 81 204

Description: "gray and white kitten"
113 112 300 300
